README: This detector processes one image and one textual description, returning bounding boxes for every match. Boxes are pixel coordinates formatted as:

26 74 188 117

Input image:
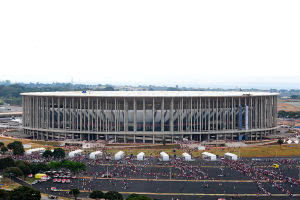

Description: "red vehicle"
66 179 70 183
56 179 61 183
62 179 66 183
53 178 57 183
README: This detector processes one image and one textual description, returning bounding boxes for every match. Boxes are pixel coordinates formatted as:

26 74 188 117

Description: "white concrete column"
152 98 155 132
124 98 128 132
134 98 137 132
170 98 174 132
143 98 146 132
52 97 54 129
57 98 60 129
161 98 164 132
88 98 90 131
80 98 82 132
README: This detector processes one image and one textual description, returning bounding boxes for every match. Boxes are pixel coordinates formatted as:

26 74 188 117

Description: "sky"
0 0 300 89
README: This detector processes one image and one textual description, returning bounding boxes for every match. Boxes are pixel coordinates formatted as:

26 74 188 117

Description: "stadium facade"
21 91 278 143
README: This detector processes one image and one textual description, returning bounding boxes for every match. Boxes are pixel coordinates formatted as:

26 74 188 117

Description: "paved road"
13 157 300 200
34 178 300 200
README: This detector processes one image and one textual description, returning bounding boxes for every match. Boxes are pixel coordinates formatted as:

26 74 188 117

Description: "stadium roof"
21 91 279 97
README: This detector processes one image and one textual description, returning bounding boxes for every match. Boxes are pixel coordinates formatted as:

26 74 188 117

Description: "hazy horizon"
1 0 300 90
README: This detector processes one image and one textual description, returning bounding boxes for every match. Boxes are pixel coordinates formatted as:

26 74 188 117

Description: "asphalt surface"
27 158 300 200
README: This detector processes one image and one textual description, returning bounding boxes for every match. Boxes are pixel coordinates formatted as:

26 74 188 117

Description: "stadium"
21 91 278 143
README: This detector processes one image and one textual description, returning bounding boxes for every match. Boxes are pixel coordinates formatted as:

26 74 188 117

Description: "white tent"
114 151 125 160
198 146 206 151
25 148 46 155
137 152 145 161
23 144 32 149
182 152 192 161
202 152 217 161
224 152 238 161
160 152 169 161
68 149 83 158
89 151 103 159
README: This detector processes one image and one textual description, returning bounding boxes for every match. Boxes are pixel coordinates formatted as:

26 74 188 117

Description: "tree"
0 146 8 154
10 186 41 200
69 188 80 200
126 194 151 200
13 144 25 155
42 150 53 158
7 141 24 155
0 189 10 200
277 138 284 148
0 142 4 147
29 163 50 174
89 190 105 199
7 141 22 149
0 157 15 170
61 160 86 174
104 191 123 200
16 161 31 176
48 161 62 169
7 142 15 150
52 148 65 159
4 167 24 178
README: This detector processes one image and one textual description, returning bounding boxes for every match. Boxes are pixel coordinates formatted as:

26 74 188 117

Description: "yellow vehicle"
271 164 279 169
35 173 47 179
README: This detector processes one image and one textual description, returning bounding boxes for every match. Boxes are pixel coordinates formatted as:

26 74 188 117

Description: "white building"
202 152 217 161
114 151 125 160
68 149 83 158
25 148 46 155
224 152 238 161
89 151 103 159
137 152 145 161
160 152 169 161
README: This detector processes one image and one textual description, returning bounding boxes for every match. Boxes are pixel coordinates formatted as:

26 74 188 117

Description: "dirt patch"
278 101 300 112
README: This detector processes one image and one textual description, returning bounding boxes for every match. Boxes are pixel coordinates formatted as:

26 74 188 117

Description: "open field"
278 99 300 112
1 135 300 157
106 143 300 158
0 136 60 149
0 178 21 190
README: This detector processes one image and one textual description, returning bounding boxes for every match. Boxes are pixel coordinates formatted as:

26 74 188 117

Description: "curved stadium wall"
21 91 278 143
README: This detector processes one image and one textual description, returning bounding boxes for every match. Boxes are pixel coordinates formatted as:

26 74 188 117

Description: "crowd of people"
223 159 299 197
8 146 300 198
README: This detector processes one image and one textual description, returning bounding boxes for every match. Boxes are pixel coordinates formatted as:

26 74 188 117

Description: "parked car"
32 180 39 185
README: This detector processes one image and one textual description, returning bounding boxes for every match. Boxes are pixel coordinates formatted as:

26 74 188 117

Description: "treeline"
0 186 41 200
290 95 300 99
0 83 114 105
0 157 86 178
278 110 300 118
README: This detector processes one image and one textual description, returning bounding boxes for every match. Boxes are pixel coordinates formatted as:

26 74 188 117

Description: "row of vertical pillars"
22 95 278 134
